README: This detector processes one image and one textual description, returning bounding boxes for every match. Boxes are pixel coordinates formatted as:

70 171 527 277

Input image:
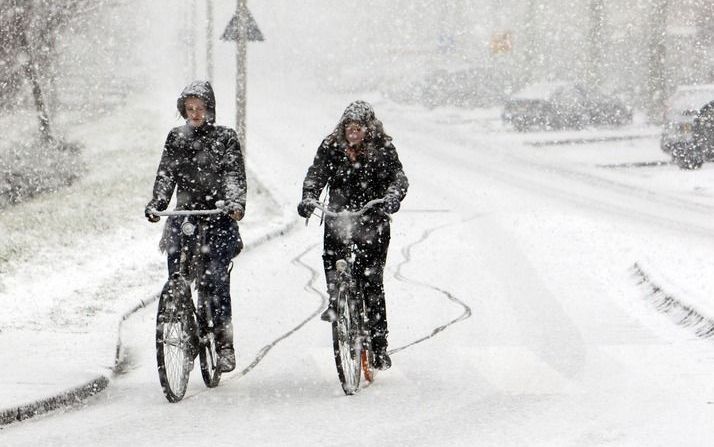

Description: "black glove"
297 198 316 218
382 195 401 214
222 201 245 221
145 207 160 223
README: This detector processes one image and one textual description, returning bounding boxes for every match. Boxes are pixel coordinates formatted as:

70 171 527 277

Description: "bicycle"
149 205 226 402
307 198 385 395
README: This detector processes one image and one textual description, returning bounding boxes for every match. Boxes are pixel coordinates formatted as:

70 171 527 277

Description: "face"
344 121 367 146
184 96 207 128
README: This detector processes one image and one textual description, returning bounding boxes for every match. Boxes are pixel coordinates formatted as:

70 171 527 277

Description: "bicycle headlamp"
181 221 196 236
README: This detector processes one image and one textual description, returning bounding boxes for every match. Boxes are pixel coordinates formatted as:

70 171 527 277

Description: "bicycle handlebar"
308 198 385 218
151 209 224 217
148 200 227 218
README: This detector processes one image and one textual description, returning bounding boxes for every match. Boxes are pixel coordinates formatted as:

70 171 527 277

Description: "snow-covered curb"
0 376 110 426
632 262 714 339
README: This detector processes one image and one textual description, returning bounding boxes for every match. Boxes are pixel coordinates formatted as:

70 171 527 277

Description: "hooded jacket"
301 101 408 214
147 81 246 213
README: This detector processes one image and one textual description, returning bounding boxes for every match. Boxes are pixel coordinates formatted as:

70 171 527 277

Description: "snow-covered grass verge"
0 108 86 210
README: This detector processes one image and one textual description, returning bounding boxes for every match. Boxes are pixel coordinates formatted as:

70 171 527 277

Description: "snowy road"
4 1 714 444
5 80 714 445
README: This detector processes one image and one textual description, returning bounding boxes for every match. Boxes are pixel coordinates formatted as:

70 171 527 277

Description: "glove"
382 195 401 214
223 202 245 221
297 198 316 218
145 207 160 223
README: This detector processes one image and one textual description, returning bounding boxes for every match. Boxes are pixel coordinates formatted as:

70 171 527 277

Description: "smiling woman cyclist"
298 100 409 370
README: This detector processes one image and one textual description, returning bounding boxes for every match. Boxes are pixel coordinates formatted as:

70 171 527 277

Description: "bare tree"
0 0 105 143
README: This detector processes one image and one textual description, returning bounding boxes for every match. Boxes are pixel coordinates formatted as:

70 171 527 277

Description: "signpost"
221 2 263 152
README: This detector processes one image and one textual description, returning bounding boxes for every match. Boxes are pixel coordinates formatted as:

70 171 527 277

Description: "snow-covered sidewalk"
0 173 294 425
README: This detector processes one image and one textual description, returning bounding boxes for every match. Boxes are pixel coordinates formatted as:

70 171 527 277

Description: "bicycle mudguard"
159 273 199 355
159 274 193 312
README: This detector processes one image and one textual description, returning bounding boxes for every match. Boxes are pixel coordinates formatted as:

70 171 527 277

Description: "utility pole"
206 0 213 83
522 0 538 85
647 0 668 123
189 0 197 80
235 0 248 151
587 0 605 89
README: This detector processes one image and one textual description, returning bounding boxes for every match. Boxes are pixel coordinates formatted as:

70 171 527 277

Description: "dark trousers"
322 215 391 352
166 215 242 350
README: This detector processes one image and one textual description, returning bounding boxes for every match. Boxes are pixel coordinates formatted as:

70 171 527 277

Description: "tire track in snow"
217 243 326 383
290 218 474 359
388 218 475 355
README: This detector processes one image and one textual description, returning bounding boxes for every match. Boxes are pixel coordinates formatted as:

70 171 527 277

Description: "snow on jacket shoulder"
147 124 246 212
301 137 408 212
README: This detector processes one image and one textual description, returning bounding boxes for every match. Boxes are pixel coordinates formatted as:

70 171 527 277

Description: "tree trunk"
16 3 53 143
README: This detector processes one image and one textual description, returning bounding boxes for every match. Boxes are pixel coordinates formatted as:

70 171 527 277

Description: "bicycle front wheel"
332 287 362 395
199 329 221 388
156 291 195 402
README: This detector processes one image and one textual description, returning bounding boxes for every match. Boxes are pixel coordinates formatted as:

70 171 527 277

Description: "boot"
320 305 337 322
373 351 392 370
320 292 337 322
217 346 236 372
215 321 235 372
372 334 391 370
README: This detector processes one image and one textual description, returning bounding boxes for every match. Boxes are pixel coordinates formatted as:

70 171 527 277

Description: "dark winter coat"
301 137 408 215
147 82 246 213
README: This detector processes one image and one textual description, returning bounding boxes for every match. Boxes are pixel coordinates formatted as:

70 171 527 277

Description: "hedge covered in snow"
0 139 85 209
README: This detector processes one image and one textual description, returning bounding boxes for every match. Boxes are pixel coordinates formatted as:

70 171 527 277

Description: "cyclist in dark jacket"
145 80 246 373
297 100 409 370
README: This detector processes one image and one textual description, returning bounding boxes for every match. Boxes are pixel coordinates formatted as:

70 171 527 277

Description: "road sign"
221 8 264 41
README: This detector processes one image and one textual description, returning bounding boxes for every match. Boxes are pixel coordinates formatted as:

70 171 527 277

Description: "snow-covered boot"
373 350 391 370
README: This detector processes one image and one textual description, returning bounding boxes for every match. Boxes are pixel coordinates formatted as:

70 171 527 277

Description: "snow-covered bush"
0 138 84 209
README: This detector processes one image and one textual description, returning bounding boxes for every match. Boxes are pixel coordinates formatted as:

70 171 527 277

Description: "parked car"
660 84 714 169
501 81 632 131
382 66 514 109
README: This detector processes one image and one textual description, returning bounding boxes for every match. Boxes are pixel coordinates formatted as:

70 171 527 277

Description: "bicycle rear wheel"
156 283 196 402
332 286 362 395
